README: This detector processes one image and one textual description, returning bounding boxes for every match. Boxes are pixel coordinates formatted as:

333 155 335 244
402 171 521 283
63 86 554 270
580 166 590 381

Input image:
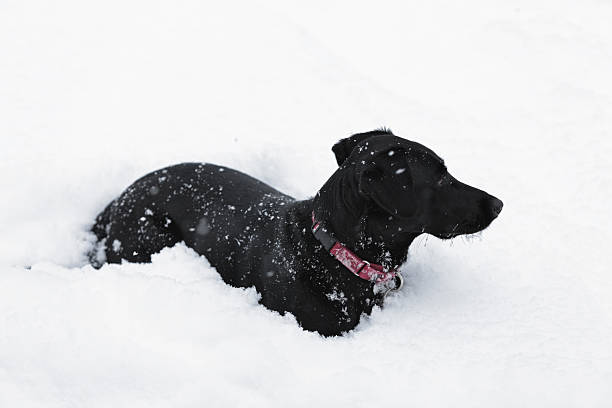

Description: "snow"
1 0 612 406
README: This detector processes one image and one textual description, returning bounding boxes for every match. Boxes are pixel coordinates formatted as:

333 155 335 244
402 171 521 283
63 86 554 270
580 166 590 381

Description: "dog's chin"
432 232 461 240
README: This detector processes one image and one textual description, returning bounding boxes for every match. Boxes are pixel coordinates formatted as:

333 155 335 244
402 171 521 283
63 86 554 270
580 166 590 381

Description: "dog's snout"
488 197 503 218
479 195 503 220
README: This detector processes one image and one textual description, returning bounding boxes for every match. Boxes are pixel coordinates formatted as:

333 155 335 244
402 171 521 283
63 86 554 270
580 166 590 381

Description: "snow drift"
1 0 611 406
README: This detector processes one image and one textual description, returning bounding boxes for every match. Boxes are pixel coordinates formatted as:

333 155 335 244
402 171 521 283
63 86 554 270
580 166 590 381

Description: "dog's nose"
489 197 503 217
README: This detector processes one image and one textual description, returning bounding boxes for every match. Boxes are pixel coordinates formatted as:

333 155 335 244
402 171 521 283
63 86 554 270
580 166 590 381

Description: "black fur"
90 130 502 336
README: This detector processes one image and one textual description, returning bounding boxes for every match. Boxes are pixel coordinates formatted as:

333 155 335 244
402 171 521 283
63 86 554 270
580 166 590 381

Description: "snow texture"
1 0 612 406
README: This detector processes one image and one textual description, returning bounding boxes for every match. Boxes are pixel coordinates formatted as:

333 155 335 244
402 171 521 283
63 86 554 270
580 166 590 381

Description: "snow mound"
2 0 612 406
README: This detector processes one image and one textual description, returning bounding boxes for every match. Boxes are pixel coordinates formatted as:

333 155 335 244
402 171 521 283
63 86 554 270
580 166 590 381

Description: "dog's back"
90 163 293 275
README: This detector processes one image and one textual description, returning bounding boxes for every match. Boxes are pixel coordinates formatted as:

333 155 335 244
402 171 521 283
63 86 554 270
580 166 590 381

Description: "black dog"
90 129 502 336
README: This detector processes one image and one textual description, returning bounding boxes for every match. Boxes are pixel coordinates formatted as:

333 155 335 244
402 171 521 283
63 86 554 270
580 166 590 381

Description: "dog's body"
91 130 502 336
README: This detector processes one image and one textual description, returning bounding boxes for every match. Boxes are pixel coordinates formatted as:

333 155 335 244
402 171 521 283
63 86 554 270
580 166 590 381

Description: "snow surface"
1 0 612 406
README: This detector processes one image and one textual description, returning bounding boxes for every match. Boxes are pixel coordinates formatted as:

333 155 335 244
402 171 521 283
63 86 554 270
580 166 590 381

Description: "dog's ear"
358 150 417 218
332 129 395 166
332 133 374 166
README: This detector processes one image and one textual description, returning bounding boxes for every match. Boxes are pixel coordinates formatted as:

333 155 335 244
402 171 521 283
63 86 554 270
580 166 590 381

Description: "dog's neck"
311 169 419 269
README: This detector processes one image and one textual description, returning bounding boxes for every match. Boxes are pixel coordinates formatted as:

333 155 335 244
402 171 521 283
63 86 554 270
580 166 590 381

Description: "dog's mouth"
432 218 493 240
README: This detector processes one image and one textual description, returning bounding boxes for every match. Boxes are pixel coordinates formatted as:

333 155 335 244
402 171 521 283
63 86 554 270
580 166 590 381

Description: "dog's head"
331 129 502 239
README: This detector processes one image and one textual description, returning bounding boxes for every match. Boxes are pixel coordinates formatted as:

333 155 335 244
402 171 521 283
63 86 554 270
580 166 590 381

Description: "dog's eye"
437 173 452 187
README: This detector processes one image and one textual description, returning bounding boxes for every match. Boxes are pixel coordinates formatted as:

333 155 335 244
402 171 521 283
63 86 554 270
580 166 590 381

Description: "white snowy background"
1 0 611 406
